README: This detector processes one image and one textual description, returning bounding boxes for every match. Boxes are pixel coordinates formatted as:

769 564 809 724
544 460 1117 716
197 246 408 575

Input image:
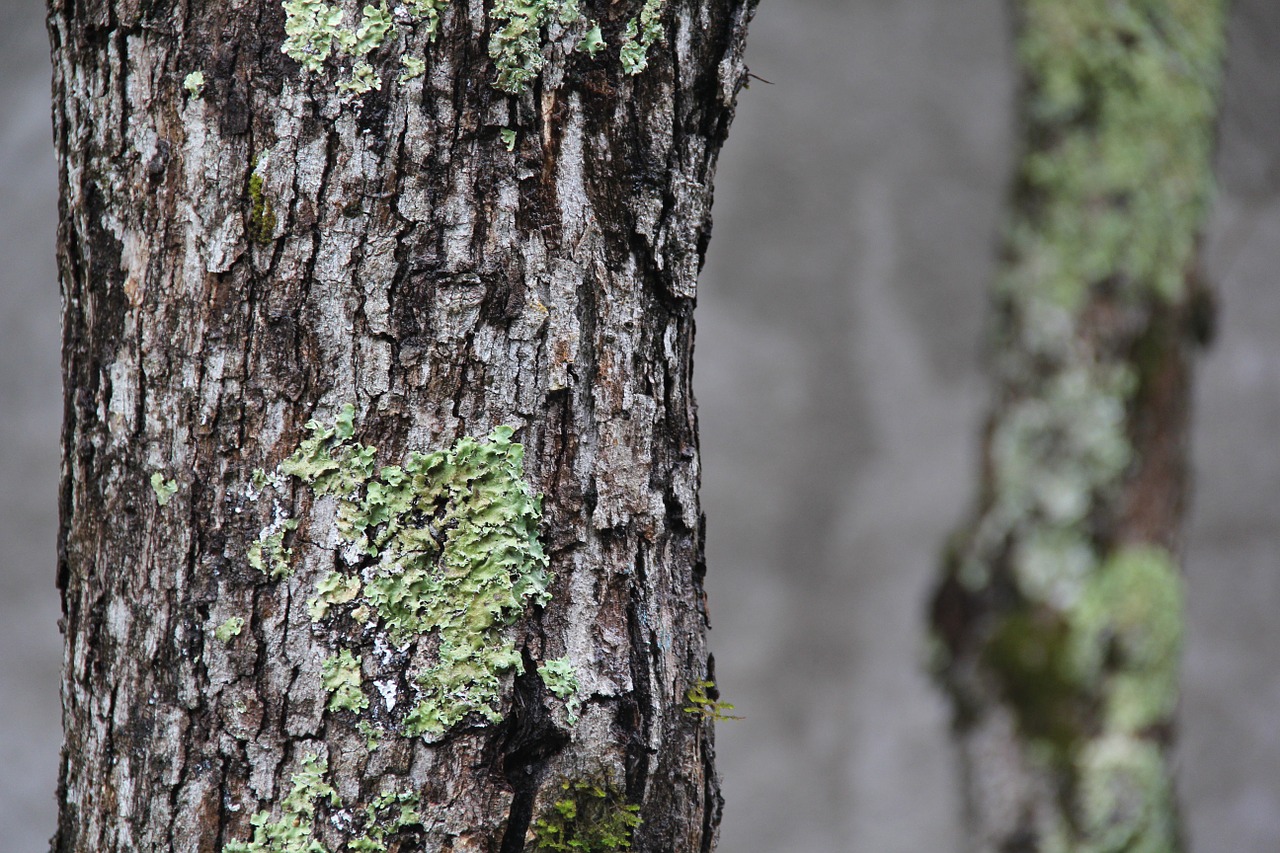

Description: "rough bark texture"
49 0 754 850
930 2 1225 851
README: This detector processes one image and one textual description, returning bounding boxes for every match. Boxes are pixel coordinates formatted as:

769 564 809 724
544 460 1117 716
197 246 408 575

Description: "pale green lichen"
405 0 448 39
538 657 580 722
532 780 642 852
1074 734 1175 853
348 791 422 852
487 0 588 92
398 54 426 83
577 23 606 57
248 405 563 739
183 70 205 98
1071 546 1183 733
281 0 352 73
278 0 662 98
487 0 556 94
351 3 393 53
356 720 384 751
619 0 667 76
338 59 382 94
1006 0 1226 312
500 128 518 151
226 753 339 853
150 472 178 506
320 649 369 713
248 519 298 579
281 0 400 93
308 572 362 621
215 616 246 643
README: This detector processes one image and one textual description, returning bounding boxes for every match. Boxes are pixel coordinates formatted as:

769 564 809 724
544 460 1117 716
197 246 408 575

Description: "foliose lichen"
487 0 584 93
618 0 666 76
278 0 666 98
1007 0 1226 313
150 472 178 506
1073 734 1175 853
244 405 576 739
215 616 246 643
531 780 642 852
348 791 422 851
537 657 581 722
226 753 339 853
183 70 205 98
227 753 423 853
320 649 369 712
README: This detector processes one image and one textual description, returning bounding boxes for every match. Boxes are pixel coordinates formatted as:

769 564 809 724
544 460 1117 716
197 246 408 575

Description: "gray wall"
3 1 1278 850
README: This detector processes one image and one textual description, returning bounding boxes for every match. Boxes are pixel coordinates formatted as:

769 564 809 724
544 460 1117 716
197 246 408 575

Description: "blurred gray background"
3 1 1278 850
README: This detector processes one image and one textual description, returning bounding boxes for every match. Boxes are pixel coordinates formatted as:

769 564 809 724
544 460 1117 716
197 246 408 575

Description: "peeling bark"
49 0 755 849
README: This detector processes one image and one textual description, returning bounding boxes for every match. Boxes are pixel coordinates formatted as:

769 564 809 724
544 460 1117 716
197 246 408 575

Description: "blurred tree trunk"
931 2 1226 850
49 0 754 850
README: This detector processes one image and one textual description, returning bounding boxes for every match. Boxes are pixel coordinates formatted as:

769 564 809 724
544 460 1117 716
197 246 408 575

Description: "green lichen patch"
277 0 664 99
398 54 426 83
226 753 339 853
247 406 552 740
308 572 362 621
249 519 299 579
338 59 382 94
1006 0 1226 312
682 680 742 722
282 0 353 72
183 70 205 98
1074 734 1175 853
488 0 558 94
348 790 422 851
321 649 369 713
537 657 581 722
531 780 642 852
1070 546 1183 733
356 720 384 751
619 0 666 75
215 616 246 643
150 472 178 506
577 23 606 56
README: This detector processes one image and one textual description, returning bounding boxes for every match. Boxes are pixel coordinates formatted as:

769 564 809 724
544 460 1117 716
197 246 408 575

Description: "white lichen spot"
374 678 398 711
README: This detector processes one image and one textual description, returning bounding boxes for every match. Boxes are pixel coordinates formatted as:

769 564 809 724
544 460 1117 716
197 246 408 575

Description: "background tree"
931 2 1227 850
48 0 755 849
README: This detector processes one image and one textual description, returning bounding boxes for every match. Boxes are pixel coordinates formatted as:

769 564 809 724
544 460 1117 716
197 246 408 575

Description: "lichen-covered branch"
930 2 1227 850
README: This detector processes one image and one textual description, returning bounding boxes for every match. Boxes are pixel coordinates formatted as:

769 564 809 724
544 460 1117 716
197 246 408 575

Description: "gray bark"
930 2 1226 851
49 0 754 850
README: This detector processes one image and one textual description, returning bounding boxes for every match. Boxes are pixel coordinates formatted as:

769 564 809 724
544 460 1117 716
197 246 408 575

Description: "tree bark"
930 3 1226 851
49 0 754 850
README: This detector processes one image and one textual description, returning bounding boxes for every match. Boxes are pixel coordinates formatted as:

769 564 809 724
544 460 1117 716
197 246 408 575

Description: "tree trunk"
930 2 1226 851
49 0 754 849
